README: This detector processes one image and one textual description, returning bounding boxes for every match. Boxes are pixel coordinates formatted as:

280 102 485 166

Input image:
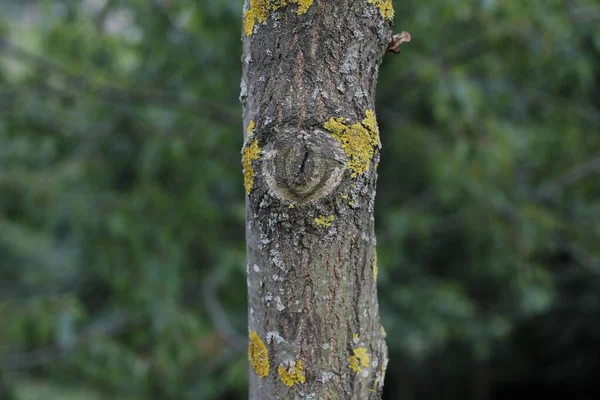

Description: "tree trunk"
241 1 393 399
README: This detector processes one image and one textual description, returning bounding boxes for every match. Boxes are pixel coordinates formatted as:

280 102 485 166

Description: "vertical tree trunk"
241 1 393 398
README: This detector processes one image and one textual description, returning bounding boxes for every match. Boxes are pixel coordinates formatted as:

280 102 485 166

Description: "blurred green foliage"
1 0 599 399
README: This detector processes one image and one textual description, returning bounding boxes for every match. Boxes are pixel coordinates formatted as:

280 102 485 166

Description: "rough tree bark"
241 1 394 399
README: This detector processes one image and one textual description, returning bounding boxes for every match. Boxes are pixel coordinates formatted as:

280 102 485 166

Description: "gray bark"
241 1 393 399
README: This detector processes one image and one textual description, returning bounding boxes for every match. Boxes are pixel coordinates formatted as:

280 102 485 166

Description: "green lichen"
249 331 270 378
348 347 370 374
368 0 394 20
324 110 380 178
314 215 334 228
278 359 306 387
243 138 261 194
244 0 315 36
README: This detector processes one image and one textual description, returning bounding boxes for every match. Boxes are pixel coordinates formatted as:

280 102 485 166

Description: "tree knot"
262 128 345 204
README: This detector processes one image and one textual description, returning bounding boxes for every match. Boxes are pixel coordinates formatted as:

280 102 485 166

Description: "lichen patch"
348 347 370 374
242 138 261 194
324 110 380 178
314 215 335 228
362 110 379 138
372 250 378 281
246 120 256 137
244 9 256 36
244 0 315 36
368 0 394 20
249 331 270 378
372 361 386 392
295 0 314 15
278 359 306 387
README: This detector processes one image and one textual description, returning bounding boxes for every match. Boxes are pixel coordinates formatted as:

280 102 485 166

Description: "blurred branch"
201 272 246 352
0 276 89 301
392 19 521 83
552 239 600 275
402 4 599 78
201 347 241 373
91 0 116 28
536 156 600 200
568 2 600 24
565 241 600 274
191 348 245 400
401 190 437 212
0 37 240 126
0 311 131 371
383 13 600 127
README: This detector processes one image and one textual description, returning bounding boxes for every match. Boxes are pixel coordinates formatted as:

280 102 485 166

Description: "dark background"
1 0 599 399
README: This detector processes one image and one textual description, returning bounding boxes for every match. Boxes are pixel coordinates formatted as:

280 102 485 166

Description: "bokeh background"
1 0 599 399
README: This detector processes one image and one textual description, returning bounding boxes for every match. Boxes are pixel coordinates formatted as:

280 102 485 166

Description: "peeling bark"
241 1 393 398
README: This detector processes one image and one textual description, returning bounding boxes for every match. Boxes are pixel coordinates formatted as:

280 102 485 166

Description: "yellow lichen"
324 110 380 178
244 9 256 36
246 120 256 137
362 110 379 138
372 374 381 392
243 138 261 194
314 215 334 228
289 204 295 209
243 0 314 36
372 361 387 393
348 347 370 374
249 331 270 378
293 0 314 15
368 0 394 20
372 250 378 281
381 325 387 338
278 359 306 387
353 333 360 343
